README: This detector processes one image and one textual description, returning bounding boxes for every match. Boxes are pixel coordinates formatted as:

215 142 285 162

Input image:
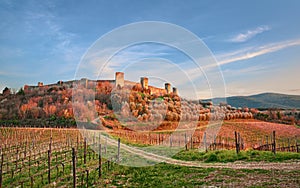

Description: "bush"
104 114 117 120
205 153 218 162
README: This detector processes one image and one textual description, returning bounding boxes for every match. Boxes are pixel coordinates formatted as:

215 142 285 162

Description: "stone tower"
140 77 149 90
38 82 43 87
172 87 178 95
58 80 63 86
165 83 171 94
80 78 88 88
115 72 124 88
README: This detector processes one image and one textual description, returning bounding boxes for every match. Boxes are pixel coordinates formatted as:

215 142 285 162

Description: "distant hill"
204 93 300 109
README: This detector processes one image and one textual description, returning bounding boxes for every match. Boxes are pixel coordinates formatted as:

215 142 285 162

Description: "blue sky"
1 0 300 98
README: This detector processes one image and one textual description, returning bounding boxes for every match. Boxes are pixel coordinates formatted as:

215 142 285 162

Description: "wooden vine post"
72 148 76 188
117 138 120 162
48 150 51 184
272 131 276 154
190 135 193 149
296 136 299 153
204 132 207 152
184 133 187 151
235 131 240 154
84 137 87 164
0 154 3 188
86 170 89 188
98 144 102 178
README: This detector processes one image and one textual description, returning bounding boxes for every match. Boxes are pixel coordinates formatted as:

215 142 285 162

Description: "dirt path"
103 134 300 170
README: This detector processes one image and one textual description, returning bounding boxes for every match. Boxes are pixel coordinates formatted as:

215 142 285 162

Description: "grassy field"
173 149 300 163
94 163 300 187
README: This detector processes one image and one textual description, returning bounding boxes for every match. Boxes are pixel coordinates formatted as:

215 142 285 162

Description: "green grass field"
173 149 300 163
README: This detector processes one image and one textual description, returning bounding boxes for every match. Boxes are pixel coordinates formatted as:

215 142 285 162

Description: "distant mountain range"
204 93 300 109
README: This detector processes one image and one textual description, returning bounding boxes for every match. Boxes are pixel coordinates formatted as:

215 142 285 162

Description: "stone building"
38 82 43 87
172 87 178 95
140 77 149 90
115 72 124 88
165 83 171 94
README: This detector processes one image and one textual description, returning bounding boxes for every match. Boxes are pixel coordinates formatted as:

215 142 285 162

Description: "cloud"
24 8 83 62
222 65 269 75
80 43 177 78
230 25 271 43
78 43 225 99
216 38 300 66
22 8 85 78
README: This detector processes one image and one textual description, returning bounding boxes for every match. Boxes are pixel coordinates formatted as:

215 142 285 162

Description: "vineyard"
0 128 123 187
1 119 300 187
110 119 300 151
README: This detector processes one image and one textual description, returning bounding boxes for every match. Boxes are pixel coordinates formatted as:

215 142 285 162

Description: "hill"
206 93 300 109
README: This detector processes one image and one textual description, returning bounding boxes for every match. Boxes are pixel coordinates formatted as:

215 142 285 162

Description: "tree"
2 87 11 96
17 88 25 95
277 111 282 120
38 99 44 108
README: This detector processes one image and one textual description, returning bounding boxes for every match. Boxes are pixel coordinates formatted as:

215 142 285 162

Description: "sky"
1 0 300 99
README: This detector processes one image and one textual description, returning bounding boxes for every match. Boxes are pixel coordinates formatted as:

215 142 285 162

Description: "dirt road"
102 133 300 170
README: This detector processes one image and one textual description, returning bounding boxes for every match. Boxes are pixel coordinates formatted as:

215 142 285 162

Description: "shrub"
205 153 218 162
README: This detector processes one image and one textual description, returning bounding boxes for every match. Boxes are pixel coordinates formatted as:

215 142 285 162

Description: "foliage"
16 88 25 95
104 114 118 120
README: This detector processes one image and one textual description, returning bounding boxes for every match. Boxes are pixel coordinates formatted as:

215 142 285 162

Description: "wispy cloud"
26 10 81 61
78 43 225 99
216 38 300 66
222 64 269 75
230 25 271 43
82 43 176 78
23 8 85 78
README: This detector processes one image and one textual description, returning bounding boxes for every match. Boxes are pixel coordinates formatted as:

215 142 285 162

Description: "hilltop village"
0 72 271 128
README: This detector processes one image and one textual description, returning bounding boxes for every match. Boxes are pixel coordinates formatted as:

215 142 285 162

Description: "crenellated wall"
23 72 179 97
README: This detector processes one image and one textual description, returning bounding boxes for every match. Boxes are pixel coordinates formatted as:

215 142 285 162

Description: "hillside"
205 93 300 109
1 71 299 128
0 72 255 127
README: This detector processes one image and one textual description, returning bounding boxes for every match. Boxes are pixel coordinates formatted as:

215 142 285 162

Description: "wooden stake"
72 148 76 188
0 154 3 188
99 144 102 178
48 150 51 184
272 131 276 154
185 133 187 151
84 137 87 164
117 138 120 162
235 131 239 154
204 132 207 152
86 170 89 188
